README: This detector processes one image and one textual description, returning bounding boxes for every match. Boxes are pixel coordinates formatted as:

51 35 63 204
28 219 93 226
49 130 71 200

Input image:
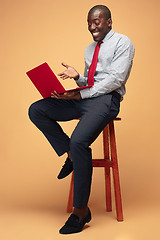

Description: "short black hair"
88 5 111 20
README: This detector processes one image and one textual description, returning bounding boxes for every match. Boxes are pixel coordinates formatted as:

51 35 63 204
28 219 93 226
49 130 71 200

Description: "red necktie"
87 41 103 86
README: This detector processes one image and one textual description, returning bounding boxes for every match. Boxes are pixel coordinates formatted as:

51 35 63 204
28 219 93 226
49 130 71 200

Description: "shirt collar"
102 29 115 42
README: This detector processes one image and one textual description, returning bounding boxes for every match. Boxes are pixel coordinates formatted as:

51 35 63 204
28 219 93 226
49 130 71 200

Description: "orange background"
0 0 160 239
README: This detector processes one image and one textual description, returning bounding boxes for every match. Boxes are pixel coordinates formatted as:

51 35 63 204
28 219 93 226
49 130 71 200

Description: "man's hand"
58 62 79 80
51 90 82 100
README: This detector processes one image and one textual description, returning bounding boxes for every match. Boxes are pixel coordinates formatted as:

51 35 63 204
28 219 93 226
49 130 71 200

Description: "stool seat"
67 117 123 221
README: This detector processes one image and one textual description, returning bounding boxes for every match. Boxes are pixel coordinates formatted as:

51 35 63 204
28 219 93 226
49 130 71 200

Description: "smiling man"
29 5 135 234
88 6 112 41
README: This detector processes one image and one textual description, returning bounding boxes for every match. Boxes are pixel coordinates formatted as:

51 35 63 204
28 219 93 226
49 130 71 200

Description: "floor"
0 201 160 240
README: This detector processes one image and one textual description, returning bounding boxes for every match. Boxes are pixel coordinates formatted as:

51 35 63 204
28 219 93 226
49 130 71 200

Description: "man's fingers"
59 75 69 80
58 72 70 79
61 62 69 68
62 75 69 80
51 92 57 98
58 72 68 77
51 91 61 98
58 72 63 76
51 91 81 100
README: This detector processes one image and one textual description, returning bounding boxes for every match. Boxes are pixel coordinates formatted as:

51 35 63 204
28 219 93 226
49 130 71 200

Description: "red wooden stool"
67 117 123 221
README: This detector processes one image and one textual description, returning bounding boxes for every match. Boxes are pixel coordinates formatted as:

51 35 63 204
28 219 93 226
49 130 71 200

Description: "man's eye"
88 22 100 27
95 21 100 26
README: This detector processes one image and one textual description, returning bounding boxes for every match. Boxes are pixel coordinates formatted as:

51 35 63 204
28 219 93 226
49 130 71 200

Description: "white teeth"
92 32 99 37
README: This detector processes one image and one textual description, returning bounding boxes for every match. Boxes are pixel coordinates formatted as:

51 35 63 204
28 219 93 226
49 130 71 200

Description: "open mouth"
92 32 100 38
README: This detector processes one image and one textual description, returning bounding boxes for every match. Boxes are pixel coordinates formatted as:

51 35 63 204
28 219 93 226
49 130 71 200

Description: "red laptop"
26 62 93 98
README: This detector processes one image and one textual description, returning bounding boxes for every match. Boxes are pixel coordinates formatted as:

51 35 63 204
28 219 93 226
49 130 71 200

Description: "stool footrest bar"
92 159 113 167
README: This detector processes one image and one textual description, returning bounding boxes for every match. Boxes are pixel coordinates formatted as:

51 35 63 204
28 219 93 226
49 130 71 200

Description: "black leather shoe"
59 208 91 234
57 157 73 179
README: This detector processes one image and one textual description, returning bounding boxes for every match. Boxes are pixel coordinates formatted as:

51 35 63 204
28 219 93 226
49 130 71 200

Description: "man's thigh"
29 97 82 121
71 94 120 146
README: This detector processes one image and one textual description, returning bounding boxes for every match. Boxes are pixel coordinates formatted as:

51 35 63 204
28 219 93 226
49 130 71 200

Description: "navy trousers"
28 92 120 207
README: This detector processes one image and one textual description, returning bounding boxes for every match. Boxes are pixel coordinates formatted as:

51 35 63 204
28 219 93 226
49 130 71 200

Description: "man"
29 5 135 234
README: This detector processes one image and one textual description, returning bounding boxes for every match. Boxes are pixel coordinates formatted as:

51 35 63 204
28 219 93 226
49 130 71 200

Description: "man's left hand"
51 91 82 100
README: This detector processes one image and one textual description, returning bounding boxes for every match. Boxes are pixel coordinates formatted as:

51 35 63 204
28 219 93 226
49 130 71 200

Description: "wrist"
74 73 79 80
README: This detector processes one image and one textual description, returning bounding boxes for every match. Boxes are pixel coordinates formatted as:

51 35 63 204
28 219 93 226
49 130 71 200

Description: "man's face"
87 10 112 42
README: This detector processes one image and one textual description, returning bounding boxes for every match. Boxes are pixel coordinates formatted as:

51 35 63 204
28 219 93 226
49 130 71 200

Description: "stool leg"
67 172 74 213
105 167 112 211
109 121 123 221
103 126 112 212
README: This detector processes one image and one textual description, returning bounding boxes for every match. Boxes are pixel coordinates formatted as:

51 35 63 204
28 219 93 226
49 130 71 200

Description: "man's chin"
93 36 100 42
92 35 103 42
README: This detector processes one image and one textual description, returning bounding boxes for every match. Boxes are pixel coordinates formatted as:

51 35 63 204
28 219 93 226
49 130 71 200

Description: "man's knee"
70 133 88 150
28 101 41 123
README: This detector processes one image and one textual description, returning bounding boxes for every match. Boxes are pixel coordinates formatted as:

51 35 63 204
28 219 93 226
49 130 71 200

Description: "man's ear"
107 18 112 27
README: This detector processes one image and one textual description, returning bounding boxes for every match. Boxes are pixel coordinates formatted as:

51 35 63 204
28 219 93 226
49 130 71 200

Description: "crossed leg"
28 94 120 219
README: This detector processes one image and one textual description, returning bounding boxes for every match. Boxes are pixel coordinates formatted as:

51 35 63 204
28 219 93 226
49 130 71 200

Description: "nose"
89 23 96 32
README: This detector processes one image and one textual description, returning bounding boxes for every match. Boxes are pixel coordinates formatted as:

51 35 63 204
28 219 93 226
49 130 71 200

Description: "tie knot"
97 40 103 46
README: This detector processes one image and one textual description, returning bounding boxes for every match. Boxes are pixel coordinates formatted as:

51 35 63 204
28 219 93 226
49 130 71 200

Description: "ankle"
67 151 72 161
73 206 89 220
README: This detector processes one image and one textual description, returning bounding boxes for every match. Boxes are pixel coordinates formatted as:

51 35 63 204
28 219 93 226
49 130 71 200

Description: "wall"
0 0 160 211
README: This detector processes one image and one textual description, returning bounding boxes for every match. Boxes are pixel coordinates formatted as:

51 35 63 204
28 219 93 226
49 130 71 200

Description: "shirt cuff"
74 74 88 87
75 74 83 81
75 74 85 83
79 88 91 99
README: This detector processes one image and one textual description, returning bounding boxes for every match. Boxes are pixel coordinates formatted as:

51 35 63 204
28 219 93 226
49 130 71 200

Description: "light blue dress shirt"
76 29 135 100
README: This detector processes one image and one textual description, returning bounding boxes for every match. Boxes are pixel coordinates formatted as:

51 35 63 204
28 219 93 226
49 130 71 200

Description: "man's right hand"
58 62 79 80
